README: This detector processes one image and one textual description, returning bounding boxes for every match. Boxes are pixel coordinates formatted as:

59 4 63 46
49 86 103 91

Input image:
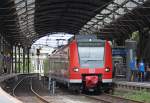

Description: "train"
44 35 113 92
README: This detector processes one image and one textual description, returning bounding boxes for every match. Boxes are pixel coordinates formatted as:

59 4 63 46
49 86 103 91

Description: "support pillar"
23 48 25 73
52 81 56 94
138 29 144 59
18 46 21 73
11 46 13 73
15 46 17 73
48 77 56 95
27 47 30 73
125 40 137 81
2 39 5 71
0 35 2 75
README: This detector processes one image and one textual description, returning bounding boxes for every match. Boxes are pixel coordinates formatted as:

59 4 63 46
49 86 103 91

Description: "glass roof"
80 0 146 34
14 0 36 39
32 33 73 49
13 0 147 40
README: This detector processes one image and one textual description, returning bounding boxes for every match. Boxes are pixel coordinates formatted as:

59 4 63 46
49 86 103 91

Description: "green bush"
114 89 150 103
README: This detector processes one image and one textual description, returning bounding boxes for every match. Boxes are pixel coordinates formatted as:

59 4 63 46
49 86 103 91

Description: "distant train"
44 36 113 92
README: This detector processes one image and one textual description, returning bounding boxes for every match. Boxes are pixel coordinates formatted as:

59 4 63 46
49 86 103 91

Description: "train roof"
49 54 68 59
75 35 97 40
77 39 105 43
50 35 106 56
75 34 105 43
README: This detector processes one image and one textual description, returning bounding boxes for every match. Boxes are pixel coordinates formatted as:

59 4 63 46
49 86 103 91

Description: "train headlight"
74 68 79 72
105 67 110 72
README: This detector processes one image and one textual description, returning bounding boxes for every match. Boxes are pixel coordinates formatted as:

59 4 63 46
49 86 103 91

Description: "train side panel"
102 41 112 82
69 40 81 82
48 48 70 83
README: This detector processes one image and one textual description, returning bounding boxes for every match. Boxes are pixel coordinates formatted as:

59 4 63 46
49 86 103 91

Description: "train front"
69 39 112 92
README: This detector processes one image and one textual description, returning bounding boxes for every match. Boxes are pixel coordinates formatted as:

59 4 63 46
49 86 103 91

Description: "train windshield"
78 43 104 68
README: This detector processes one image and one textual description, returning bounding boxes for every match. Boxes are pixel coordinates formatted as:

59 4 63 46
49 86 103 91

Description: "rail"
13 75 51 103
82 93 145 103
30 77 51 103
13 76 30 97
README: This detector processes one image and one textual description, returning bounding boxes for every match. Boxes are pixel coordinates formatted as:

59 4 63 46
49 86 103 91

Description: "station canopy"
0 0 148 46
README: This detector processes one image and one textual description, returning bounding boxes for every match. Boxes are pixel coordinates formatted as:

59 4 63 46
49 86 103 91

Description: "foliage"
131 31 139 42
114 89 150 103
15 58 32 73
43 58 49 75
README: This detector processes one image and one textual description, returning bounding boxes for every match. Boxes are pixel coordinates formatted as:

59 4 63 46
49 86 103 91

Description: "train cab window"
78 44 104 68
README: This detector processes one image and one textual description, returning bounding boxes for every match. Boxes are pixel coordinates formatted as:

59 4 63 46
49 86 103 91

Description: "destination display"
78 42 105 47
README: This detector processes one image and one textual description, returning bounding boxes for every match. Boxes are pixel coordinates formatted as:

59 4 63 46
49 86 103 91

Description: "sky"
31 33 74 54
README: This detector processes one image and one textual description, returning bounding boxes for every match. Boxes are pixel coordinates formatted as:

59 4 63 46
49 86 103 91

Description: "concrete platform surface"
0 73 20 82
0 87 22 103
115 81 150 88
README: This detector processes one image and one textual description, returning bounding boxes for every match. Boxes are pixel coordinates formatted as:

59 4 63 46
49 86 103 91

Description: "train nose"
85 76 98 88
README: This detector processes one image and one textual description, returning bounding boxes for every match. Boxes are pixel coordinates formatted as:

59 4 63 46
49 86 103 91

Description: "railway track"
13 76 29 97
13 76 51 103
82 93 145 103
13 76 145 103
30 78 51 103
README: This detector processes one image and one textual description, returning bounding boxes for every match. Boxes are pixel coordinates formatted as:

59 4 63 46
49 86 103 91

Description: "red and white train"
45 36 113 92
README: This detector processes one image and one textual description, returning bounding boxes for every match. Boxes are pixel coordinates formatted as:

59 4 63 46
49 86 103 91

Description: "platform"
115 81 150 90
0 87 22 103
0 73 20 83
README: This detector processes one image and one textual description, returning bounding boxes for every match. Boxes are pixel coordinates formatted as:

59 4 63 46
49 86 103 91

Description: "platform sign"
112 48 127 56
78 42 105 47
36 49 40 56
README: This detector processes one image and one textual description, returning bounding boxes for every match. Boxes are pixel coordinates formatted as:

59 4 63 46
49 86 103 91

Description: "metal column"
48 77 56 95
2 39 5 70
125 40 137 81
15 46 17 73
139 29 144 59
11 46 14 73
27 47 30 73
0 35 2 74
23 47 25 73
18 46 21 73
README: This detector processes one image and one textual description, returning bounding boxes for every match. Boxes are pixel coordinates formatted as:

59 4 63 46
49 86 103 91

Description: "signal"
36 49 40 56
